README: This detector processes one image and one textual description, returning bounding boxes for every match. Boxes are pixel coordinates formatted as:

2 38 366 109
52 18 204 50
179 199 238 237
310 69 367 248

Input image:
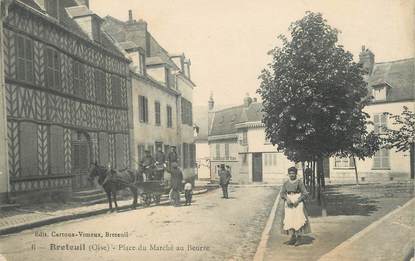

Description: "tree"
383 106 415 152
257 12 370 189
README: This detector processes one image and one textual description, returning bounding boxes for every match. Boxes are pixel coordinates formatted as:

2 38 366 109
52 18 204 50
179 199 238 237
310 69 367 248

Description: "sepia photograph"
0 0 414 260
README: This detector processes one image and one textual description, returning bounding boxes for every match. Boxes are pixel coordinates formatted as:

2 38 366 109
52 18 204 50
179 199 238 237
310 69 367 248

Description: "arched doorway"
72 131 93 190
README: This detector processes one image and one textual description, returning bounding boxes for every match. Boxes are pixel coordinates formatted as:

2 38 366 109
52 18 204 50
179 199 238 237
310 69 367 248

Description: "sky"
90 0 414 107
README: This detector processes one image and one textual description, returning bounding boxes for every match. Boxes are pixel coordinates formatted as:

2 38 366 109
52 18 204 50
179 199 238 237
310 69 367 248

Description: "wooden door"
252 153 263 182
72 132 93 190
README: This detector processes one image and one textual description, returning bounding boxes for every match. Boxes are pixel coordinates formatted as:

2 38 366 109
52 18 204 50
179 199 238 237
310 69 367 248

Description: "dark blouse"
280 179 309 202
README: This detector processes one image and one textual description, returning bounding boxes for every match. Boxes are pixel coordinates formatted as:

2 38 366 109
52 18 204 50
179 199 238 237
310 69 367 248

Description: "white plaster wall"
131 76 178 164
146 66 166 85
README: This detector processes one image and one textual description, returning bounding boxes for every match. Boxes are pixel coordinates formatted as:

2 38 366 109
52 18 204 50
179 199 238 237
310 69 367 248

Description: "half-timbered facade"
1 0 131 202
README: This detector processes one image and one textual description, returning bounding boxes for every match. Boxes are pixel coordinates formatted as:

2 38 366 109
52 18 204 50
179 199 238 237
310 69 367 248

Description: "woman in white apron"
280 166 311 246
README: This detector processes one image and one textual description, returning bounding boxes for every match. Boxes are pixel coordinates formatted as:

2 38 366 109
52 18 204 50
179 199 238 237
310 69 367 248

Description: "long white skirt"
283 193 307 231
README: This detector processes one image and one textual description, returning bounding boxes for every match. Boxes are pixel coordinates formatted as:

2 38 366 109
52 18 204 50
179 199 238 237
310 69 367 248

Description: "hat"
171 162 178 168
288 166 298 174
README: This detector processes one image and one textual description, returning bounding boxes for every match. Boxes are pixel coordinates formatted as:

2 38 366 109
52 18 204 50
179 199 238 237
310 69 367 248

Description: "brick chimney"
359 45 375 75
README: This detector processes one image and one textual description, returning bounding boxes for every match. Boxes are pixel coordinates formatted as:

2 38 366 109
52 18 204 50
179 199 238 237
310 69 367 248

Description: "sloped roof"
368 58 414 102
146 56 167 66
16 0 124 57
210 102 264 136
65 5 94 18
102 15 178 70
119 41 139 51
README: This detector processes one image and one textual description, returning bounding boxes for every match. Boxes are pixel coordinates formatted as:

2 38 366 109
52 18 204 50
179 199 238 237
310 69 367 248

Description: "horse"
89 162 142 212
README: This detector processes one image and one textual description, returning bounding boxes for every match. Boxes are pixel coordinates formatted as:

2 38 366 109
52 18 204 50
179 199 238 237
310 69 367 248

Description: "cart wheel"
141 193 151 207
154 195 161 204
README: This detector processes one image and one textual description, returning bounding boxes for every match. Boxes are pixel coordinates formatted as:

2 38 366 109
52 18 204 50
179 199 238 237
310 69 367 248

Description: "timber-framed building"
0 0 131 203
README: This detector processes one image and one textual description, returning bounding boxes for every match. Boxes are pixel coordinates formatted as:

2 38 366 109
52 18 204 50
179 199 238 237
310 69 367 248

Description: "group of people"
140 146 179 181
139 146 193 207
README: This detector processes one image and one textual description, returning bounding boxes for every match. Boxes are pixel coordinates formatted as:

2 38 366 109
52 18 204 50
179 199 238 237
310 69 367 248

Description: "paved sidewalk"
319 198 414 261
0 189 208 235
263 181 414 261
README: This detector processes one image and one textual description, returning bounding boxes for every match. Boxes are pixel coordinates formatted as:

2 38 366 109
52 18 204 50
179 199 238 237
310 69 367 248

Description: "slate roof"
209 102 264 136
16 0 125 57
368 58 415 102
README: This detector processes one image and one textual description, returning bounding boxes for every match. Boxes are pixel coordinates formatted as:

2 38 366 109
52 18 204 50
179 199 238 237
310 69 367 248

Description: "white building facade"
103 11 196 180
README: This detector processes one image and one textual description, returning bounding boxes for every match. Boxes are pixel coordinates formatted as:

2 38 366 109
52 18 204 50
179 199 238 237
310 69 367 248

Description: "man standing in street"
169 162 183 206
141 150 155 180
218 165 232 198
155 147 166 180
167 146 179 172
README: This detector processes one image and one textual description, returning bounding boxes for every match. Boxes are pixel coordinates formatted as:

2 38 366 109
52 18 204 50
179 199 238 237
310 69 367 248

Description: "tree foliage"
257 12 370 163
383 106 415 152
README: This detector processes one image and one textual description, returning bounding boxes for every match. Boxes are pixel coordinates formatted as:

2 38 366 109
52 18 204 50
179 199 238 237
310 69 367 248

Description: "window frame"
138 95 149 123
373 113 387 134
73 60 85 97
372 148 390 170
155 101 161 126
166 105 173 128
45 46 60 90
94 69 106 104
16 35 34 83
334 156 355 169
111 75 122 106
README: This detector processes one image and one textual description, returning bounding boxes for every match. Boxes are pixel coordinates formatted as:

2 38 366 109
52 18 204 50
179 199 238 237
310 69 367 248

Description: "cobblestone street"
0 186 278 261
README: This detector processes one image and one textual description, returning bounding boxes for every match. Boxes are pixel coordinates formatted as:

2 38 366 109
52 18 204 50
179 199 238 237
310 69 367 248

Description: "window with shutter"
373 113 387 134
138 96 149 123
95 69 106 104
73 61 84 97
45 47 60 90
373 148 390 169
20 122 39 176
166 105 173 128
111 75 122 106
225 143 230 160
155 101 161 126
16 35 34 83
215 144 220 160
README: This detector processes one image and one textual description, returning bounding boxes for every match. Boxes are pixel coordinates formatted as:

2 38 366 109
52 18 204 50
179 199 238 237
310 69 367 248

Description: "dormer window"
372 85 387 101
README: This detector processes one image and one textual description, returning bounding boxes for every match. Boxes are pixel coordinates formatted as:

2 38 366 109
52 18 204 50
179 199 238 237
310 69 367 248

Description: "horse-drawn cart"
139 180 170 206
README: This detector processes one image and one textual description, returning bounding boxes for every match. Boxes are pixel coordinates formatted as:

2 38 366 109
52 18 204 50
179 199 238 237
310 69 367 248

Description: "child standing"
280 166 311 246
184 180 193 206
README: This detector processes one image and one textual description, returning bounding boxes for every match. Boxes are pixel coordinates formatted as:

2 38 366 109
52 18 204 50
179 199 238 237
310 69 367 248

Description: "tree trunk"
317 157 326 190
302 161 305 185
312 160 316 198
353 156 359 185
